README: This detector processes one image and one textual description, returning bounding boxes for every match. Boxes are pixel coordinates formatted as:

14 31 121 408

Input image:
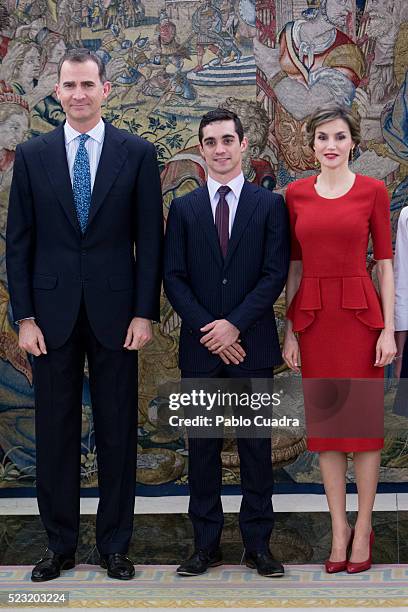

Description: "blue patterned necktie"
73 133 91 233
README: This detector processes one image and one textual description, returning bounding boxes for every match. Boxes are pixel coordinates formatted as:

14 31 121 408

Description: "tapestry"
0 0 407 491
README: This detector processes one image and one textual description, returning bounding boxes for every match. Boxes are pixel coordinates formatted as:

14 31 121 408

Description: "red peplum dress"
286 174 393 452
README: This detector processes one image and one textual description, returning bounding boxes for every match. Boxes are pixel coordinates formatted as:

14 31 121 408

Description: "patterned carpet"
1 565 408 608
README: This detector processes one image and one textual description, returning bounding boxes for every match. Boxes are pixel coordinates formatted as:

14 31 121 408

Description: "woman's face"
0 112 29 150
18 47 41 84
313 118 354 170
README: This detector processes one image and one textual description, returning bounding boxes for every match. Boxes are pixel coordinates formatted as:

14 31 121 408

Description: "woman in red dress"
283 105 396 574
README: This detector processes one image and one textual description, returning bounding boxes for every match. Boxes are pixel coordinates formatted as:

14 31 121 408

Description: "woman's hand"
283 331 301 373
375 329 397 367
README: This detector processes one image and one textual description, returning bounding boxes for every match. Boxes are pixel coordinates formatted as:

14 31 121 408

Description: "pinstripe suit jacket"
163 181 290 372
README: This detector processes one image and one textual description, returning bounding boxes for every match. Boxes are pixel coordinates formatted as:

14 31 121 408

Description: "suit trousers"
394 336 408 416
33 299 138 555
181 364 275 554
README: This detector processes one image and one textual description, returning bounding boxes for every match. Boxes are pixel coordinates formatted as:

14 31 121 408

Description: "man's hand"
219 342 246 365
18 319 47 356
124 317 152 350
200 319 240 352
395 355 403 379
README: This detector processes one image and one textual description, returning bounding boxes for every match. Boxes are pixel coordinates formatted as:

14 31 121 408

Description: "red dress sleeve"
370 181 393 260
286 183 302 260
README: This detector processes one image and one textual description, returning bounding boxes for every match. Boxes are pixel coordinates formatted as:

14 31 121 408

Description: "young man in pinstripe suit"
164 110 289 576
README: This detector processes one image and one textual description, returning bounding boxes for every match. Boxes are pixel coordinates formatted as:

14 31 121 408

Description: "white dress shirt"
395 206 408 331
64 118 105 191
207 172 245 237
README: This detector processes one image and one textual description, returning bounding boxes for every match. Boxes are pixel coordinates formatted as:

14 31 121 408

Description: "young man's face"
199 119 248 181
55 59 111 129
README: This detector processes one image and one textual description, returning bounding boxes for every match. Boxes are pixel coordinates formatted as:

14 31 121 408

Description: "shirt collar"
207 172 245 201
64 118 105 145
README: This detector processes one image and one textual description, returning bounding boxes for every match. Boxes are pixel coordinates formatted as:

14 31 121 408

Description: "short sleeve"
370 181 393 260
285 183 302 260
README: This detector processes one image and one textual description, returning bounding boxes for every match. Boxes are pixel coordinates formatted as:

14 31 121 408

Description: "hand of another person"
218 342 246 365
18 320 47 356
200 319 240 352
282 332 301 373
394 355 403 379
124 317 152 350
374 329 397 367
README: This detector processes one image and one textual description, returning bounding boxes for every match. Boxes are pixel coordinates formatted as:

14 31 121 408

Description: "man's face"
55 59 111 127
2 112 29 150
20 47 41 82
325 0 352 29
50 39 66 63
366 0 394 37
199 119 248 180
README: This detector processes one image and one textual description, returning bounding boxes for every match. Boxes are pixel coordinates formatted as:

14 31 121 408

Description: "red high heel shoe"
325 527 354 574
346 530 374 574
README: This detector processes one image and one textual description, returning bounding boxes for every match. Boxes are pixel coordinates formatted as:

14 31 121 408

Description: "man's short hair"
57 48 107 83
198 109 244 144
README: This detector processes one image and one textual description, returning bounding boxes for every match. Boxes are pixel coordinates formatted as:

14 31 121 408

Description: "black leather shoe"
31 549 75 582
245 551 285 577
177 549 223 576
100 553 135 580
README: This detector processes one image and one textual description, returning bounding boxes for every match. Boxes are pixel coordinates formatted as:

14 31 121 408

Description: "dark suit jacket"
6 121 163 350
163 181 289 372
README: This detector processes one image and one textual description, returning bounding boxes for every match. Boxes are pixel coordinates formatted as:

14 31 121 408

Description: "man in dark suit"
6 49 163 581
163 109 289 576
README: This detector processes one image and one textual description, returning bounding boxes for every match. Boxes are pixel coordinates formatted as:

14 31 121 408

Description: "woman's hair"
305 104 361 150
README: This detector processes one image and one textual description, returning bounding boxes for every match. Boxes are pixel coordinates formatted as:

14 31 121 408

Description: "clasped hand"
200 319 245 365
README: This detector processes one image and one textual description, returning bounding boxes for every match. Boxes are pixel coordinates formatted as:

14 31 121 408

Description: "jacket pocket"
32 274 58 290
108 274 133 291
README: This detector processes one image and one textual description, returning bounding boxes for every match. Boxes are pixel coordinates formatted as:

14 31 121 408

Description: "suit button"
222 278 228 285
189 329 193 334
82 250 87 256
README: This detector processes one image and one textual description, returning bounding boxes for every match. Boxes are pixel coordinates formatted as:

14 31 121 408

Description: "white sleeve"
394 206 408 331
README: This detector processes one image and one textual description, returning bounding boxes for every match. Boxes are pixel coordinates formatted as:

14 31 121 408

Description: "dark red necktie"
215 185 231 258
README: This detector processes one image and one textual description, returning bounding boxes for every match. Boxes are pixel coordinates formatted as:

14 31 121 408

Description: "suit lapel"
86 121 128 229
191 186 223 267
39 125 80 235
224 181 260 269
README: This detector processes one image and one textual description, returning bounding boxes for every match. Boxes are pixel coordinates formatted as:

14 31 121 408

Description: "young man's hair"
57 48 107 83
198 109 244 144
